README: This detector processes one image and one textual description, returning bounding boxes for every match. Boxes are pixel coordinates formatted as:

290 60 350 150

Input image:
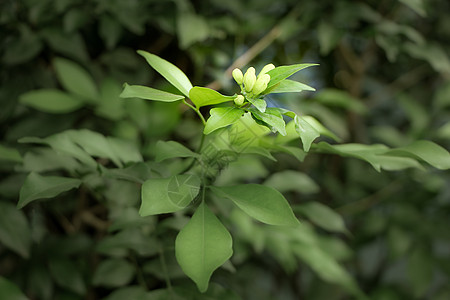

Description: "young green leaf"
137 50 193 97
247 98 266 113
18 172 82 208
53 57 99 102
204 107 244 135
154 140 199 162
0 202 32 258
19 89 84 113
211 184 299 226
266 63 318 90
265 79 315 94
264 170 319 194
295 115 320 152
140 174 201 216
294 202 349 234
189 87 235 108
175 202 233 292
250 108 287 136
120 83 184 102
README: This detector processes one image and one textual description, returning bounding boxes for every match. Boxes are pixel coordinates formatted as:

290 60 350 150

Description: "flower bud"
234 95 245 106
259 63 275 76
243 67 256 92
232 68 243 85
252 74 271 95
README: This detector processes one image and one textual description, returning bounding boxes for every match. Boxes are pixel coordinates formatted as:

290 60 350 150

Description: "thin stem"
181 133 205 174
183 99 206 125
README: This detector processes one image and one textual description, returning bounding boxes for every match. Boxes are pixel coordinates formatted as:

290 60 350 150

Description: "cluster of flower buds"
232 63 275 97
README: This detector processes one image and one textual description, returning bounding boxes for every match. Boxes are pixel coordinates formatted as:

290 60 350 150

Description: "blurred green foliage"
1 0 449 299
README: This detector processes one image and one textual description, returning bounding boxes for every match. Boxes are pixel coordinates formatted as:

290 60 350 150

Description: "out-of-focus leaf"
53 57 99 102
0 145 22 163
19 89 84 113
137 50 193 97
0 277 28 300
41 28 89 62
103 286 147 300
264 170 319 194
2 26 42 65
0 202 32 258
93 259 135 287
399 0 426 17
18 172 82 208
408 247 433 297
99 15 123 50
49 259 86 295
177 13 210 49
314 89 367 114
175 202 233 292
317 21 343 55
294 202 349 234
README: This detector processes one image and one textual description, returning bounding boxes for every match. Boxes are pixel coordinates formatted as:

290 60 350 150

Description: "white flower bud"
259 63 275 76
232 68 243 85
252 74 271 95
234 95 245 106
243 67 256 92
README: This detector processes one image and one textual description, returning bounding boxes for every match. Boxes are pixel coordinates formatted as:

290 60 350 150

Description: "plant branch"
183 99 206 125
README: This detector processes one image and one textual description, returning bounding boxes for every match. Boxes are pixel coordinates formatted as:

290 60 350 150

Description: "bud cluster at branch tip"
233 64 275 95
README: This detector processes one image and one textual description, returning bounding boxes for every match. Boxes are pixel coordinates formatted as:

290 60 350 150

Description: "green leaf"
250 108 287 136
211 184 299 226
49 259 86 295
155 140 199 162
103 286 147 300
0 277 28 300
120 83 185 102
264 170 319 194
313 142 389 172
137 50 193 97
266 63 318 90
0 145 22 163
92 258 135 287
0 202 32 258
189 87 235 108
294 202 348 234
301 115 341 142
265 79 315 94
18 172 82 208
140 174 201 216
247 98 267 113
386 140 450 170
295 115 320 152
204 107 244 135
19 89 84 113
53 57 99 102
175 202 233 292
